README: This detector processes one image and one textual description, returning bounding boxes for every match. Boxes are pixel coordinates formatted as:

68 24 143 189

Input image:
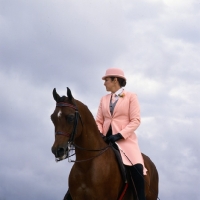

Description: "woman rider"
96 68 147 200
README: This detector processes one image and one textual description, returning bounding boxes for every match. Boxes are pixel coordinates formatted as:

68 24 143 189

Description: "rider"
96 68 147 200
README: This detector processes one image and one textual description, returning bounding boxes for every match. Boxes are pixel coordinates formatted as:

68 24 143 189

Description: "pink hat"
102 68 126 80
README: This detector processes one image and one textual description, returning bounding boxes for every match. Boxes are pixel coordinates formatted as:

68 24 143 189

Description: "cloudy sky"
1 0 200 199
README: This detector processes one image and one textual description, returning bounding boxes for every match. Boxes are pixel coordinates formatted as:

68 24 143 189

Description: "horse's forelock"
57 96 67 103
57 96 77 105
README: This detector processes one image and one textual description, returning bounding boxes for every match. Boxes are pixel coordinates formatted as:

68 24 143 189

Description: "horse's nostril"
56 148 65 157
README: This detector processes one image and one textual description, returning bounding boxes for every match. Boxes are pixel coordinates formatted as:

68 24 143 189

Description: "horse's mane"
58 95 98 132
58 96 67 102
76 99 100 135
76 100 97 124
53 89 96 126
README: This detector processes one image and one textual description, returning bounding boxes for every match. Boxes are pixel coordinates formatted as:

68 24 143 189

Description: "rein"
55 101 111 162
69 145 111 163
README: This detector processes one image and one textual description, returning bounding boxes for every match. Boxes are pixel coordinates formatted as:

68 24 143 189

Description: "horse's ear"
67 87 73 101
53 88 60 102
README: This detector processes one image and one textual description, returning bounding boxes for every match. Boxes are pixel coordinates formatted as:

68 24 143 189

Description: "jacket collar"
112 88 124 97
105 90 126 116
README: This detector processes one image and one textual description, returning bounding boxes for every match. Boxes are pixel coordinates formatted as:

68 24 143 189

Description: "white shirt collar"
112 88 124 97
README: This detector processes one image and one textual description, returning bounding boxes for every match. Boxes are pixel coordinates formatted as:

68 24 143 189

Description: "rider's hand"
106 133 123 143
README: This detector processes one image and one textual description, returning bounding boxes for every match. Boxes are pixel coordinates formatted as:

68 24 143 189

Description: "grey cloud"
0 0 129 88
1 0 200 199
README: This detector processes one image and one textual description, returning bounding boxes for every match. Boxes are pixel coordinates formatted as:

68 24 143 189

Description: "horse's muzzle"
51 146 68 162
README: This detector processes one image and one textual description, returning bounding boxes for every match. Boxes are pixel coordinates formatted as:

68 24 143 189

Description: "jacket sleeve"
120 93 141 139
95 97 104 134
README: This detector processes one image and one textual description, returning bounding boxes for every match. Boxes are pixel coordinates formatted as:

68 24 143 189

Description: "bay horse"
51 88 159 200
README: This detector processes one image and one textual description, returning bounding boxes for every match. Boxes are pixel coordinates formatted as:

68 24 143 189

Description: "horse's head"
51 87 83 162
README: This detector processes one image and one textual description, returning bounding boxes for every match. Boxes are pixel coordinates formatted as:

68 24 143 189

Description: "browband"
56 102 77 110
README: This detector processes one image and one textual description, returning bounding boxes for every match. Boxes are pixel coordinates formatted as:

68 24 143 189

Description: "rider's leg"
127 164 146 200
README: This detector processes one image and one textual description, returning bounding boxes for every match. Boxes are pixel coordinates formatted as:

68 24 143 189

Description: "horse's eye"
66 114 74 123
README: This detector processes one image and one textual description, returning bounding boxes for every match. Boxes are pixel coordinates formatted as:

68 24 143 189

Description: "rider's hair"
110 77 126 87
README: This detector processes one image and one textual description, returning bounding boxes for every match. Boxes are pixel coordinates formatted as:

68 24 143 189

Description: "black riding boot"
127 164 146 200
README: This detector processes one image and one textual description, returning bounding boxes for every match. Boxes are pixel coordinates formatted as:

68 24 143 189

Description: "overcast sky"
0 0 200 199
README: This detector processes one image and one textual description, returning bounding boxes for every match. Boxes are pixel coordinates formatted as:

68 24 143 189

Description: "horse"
51 88 159 200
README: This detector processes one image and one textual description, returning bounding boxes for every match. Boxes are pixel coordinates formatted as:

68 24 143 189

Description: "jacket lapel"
106 94 112 116
113 91 126 116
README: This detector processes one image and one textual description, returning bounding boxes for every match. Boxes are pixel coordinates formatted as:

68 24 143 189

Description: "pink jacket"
96 91 147 174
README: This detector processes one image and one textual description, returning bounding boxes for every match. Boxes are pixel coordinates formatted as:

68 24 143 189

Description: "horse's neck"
74 104 106 159
76 118 105 150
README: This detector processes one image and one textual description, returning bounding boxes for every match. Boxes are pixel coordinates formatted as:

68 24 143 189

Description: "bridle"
55 101 111 162
55 101 82 144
